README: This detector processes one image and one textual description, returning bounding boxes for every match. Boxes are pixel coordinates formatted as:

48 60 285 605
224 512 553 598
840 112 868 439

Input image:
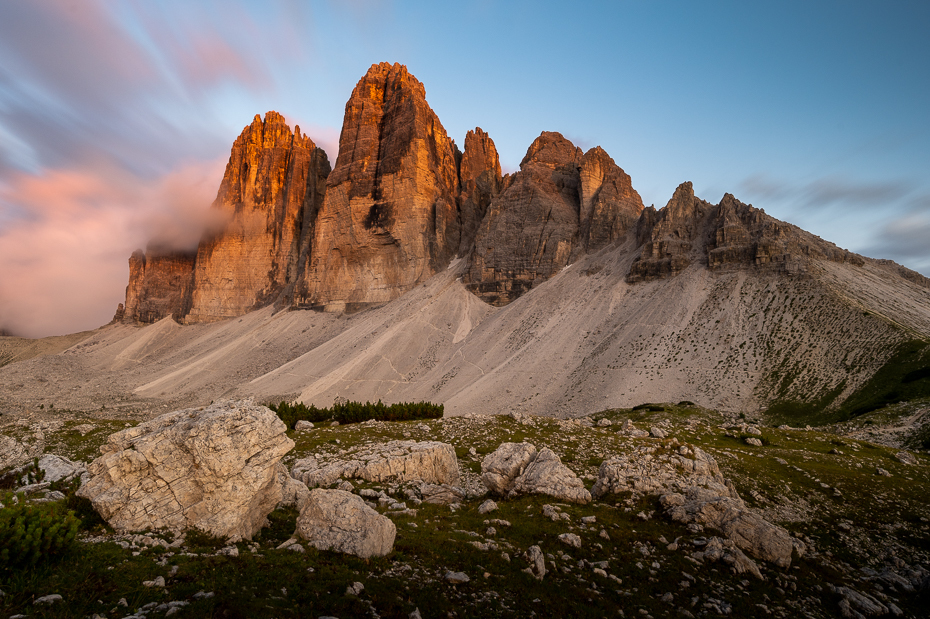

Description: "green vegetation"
269 399 443 429
766 339 930 426
0 492 79 571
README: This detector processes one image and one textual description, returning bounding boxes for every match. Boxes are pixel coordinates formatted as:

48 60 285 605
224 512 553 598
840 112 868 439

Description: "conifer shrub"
268 399 443 429
0 493 79 571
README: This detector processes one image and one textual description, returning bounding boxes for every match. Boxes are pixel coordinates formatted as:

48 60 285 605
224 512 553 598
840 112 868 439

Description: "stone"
346 582 364 596
692 537 763 580
480 442 538 495
592 445 732 499
508 448 591 504
876 467 892 477
662 486 797 568
35 454 85 484
833 585 889 618
895 451 917 465
295 420 315 431
650 427 667 439
290 440 459 488
77 400 293 541
478 499 498 514
444 571 470 584
559 533 582 548
418 483 465 505
295 489 395 559
142 576 165 588
523 545 546 580
596 418 612 427
33 594 62 605
744 437 763 447
296 63 470 311
465 133 643 305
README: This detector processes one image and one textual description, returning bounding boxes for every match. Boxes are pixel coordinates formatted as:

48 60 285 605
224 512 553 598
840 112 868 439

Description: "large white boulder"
480 442 537 495
481 443 590 504
290 440 459 488
295 489 396 558
77 400 294 541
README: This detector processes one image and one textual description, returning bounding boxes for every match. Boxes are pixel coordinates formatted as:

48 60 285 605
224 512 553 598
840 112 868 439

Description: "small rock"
410 609 423 619
523 545 546 580
444 571 470 584
597 418 612 427
295 420 315 431
346 582 364 596
218 545 239 557
468 447 477 456
192 591 214 600
34 594 63 605
478 499 498 514
876 467 892 477
650 427 667 439
142 576 165 588
744 437 763 447
559 533 582 548
581 516 596 524
895 451 917 465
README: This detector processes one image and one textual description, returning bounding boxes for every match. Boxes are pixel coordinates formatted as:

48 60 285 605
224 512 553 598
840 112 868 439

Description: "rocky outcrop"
186 111 330 322
627 182 865 283
120 248 196 324
660 486 798 568
480 442 538 495
509 448 591 504
77 400 294 541
290 440 460 488
295 62 470 312
465 132 643 305
295 488 396 558
481 442 590 504
591 444 732 499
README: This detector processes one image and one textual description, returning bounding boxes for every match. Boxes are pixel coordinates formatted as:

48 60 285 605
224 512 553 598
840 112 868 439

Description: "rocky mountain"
3 62 928 422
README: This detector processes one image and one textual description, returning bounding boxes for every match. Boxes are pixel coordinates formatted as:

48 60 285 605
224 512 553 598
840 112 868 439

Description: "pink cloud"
0 157 225 338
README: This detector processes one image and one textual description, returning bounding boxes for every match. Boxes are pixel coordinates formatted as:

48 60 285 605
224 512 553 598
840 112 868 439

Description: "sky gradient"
1 0 928 337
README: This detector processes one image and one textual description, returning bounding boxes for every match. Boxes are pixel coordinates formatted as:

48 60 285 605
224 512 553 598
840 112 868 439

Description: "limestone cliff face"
627 183 865 283
186 111 330 322
295 62 470 311
120 248 196 323
457 128 503 255
464 132 644 305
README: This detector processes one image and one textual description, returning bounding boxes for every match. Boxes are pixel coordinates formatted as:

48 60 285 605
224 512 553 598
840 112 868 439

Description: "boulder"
523 545 546 580
661 486 797 568
35 454 85 484
295 489 395 559
290 440 459 488
592 444 732 499
77 400 294 541
418 483 466 505
480 442 538 495
509 448 591 504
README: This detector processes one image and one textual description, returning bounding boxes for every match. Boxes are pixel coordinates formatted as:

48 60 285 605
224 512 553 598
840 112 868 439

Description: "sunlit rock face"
294 62 472 312
185 111 330 322
464 132 644 306
121 248 196 324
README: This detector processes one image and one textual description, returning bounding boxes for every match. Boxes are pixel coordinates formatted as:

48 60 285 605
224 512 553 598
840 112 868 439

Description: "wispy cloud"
740 174 913 210
0 158 226 338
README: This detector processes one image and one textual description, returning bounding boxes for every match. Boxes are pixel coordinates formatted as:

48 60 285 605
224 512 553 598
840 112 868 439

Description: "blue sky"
1 0 928 337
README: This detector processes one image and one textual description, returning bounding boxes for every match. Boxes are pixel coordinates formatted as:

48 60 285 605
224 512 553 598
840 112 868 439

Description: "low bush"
0 493 79 571
268 399 443 429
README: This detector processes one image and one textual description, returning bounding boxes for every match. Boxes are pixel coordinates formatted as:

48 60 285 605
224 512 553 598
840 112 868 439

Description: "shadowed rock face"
186 111 330 322
627 182 866 283
121 248 196 324
295 62 468 312
464 132 644 305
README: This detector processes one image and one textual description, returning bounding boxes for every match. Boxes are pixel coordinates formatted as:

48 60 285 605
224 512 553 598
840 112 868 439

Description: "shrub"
0 493 79 570
268 399 444 429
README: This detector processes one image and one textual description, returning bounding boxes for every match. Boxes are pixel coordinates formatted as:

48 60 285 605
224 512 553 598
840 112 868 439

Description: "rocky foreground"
1 400 928 618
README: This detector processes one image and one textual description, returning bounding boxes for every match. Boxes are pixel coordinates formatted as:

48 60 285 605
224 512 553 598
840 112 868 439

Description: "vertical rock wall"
185 111 330 322
294 62 467 311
